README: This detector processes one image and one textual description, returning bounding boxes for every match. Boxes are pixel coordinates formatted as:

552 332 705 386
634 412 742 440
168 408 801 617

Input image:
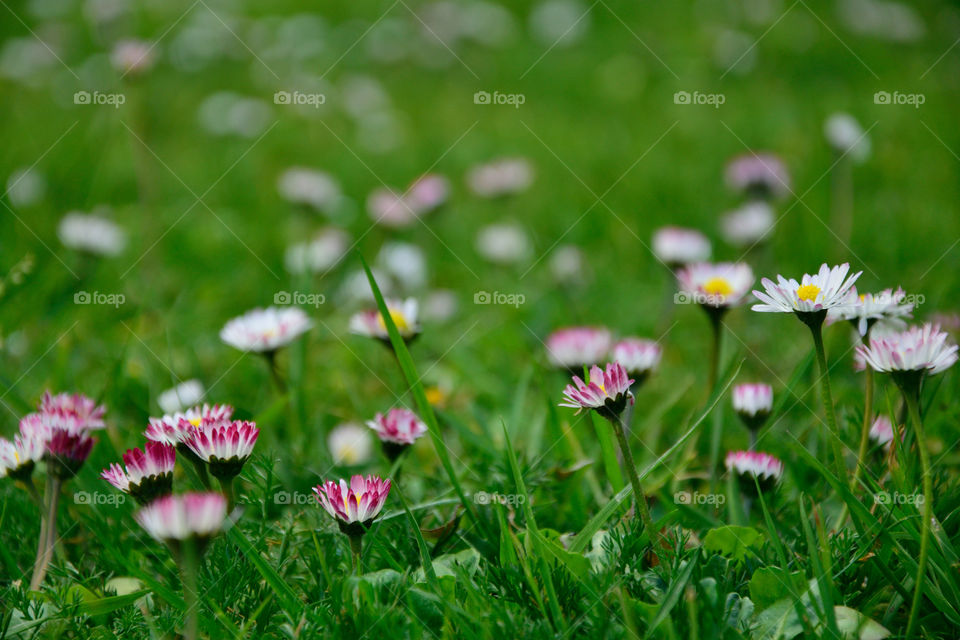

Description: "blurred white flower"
476 223 530 264
824 113 871 162
198 92 272 138
157 380 205 414
110 39 155 75
839 0 924 42
529 0 591 47
58 211 126 256
466 157 533 197
328 422 374 466
422 289 459 323
721 201 775 247
377 241 427 291
339 75 391 119
652 226 711 267
339 268 393 303
284 228 350 275
713 29 757 75
407 174 450 212
277 167 341 212
6 167 46 207
549 245 586 284
220 307 313 352
0 37 60 86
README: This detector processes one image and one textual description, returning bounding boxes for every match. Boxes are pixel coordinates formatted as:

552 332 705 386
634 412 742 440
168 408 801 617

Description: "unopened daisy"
367 408 427 460
327 423 374 466
868 416 894 450
546 326 612 373
314 475 392 573
726 450 783 495
732 383 773 445
652 226 711 269
220 307 313 354
349 297 420 344
157 380 205 415
856 322 957 637
101 441 175 504
183 420 259 482
611 338 661 385
725 152 790 200
677 262 754 309
466 157 533 197
720 201 775 247
828 287 914 337
58 211 126 256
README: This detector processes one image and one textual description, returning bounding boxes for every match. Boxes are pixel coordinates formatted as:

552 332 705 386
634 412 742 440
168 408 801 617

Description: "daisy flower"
752 263 861 317
367 408 427 460
652 226 711 268
559 363 634 421
135 492 227 546
546 326 612 373
314 475 391 528
824 113 870 163
720 201 775 248
277 167 341 212
157 380 205 415
183 420 259 480
868 416 894 450
20 409 98 479
475 223 530 264
57 211 126 256
732 383 773 438
220 307 313 353
145 404 234 447
101 441 175 504
377 242 427 291
0 431 45 481
677 262 754 309
349 298 421 344
725 152 790 200
284 228 350 275
726 450 783 494
611 338 661 384
466 157 533 198
827 287 914 337
406 174 450 212
367 188 416 228
40 390 106 430
328 423 374 466
111 39 155 75
856 323 958 378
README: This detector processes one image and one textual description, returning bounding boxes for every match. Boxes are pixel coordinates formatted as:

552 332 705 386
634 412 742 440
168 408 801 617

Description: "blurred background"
2 0 960 477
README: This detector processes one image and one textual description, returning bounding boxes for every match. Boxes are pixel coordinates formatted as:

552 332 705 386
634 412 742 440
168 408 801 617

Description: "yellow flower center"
425 386 445 406
189 418 202 427
796 284 821 302
14 451 20 464
339 445 357 465
702 277 733 297
377 309 409 332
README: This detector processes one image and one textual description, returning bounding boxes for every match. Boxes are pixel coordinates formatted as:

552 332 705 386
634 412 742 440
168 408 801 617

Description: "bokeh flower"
220 307 313 353
546 326 611 373
611 338 661 384
135 492 227 546
328 423 374 466
828 287 914 337
284 228 350 275
466 157 533 197
157 380 205 415
367 408 427 460
720 201 775 247
677 262 754 309
725 152 790 200
726 450 783 494
0 431 45 481
869 416 894 450
824 113 870 162
111 39 155 75
277 167 341 212
57 211 126 256
475 222 530 264
101 441 175 504
349 297 421 343
732 383 773 436
652 226 711 268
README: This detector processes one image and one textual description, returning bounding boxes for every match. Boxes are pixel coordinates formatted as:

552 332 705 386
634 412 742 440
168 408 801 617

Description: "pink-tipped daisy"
406 174 450 212
752 263 862 318
725 152 790 200
611 338 662 383
0 431 45 481
869 416 895 450
183 420 259 480
725 450 783 494
545 326 612 373
559 363 634 422
135 492 227 549
856 324 958 393
314 475 392 536
732 383 773 431
367 408 427 459
652 226 711 268
349 298 421 344
102 441 175 504
827 287 914 337
145 404 234 446
40 391 106 430
466 157 533 198
220 307 313 353
677 262 755 309
20 409 98 478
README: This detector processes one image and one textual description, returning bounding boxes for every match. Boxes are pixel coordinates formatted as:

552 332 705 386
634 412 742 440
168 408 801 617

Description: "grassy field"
2 0 960 637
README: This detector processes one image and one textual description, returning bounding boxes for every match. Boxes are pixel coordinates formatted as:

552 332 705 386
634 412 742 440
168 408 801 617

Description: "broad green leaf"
749 567 808 612
834 606 890 640
703 525 764 564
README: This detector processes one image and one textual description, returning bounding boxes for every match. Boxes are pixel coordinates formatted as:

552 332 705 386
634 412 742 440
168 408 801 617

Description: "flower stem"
904 388 932 639
219 475 236 512
179 540 200 640
30 474 61 591
707 311 723 395
610 414 664 565
850 365 874 492
349 534 363 576
807 320 847 480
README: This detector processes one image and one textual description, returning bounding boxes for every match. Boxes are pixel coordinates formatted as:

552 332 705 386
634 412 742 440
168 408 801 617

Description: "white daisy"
752 263 861 315
58 211 126 256
676 262 754 308
220 307 313 352
827 287 913 336
652 226 711 267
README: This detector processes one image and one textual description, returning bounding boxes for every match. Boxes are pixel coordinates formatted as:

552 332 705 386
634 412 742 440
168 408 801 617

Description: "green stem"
30 475 61 591
807 320 847 480
707 312 723 395
219 475 236 512
904 389 931 638
851 365 873 492
610 414 665 566
349 535 363 576
179 541 200 640
707 310 725 492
